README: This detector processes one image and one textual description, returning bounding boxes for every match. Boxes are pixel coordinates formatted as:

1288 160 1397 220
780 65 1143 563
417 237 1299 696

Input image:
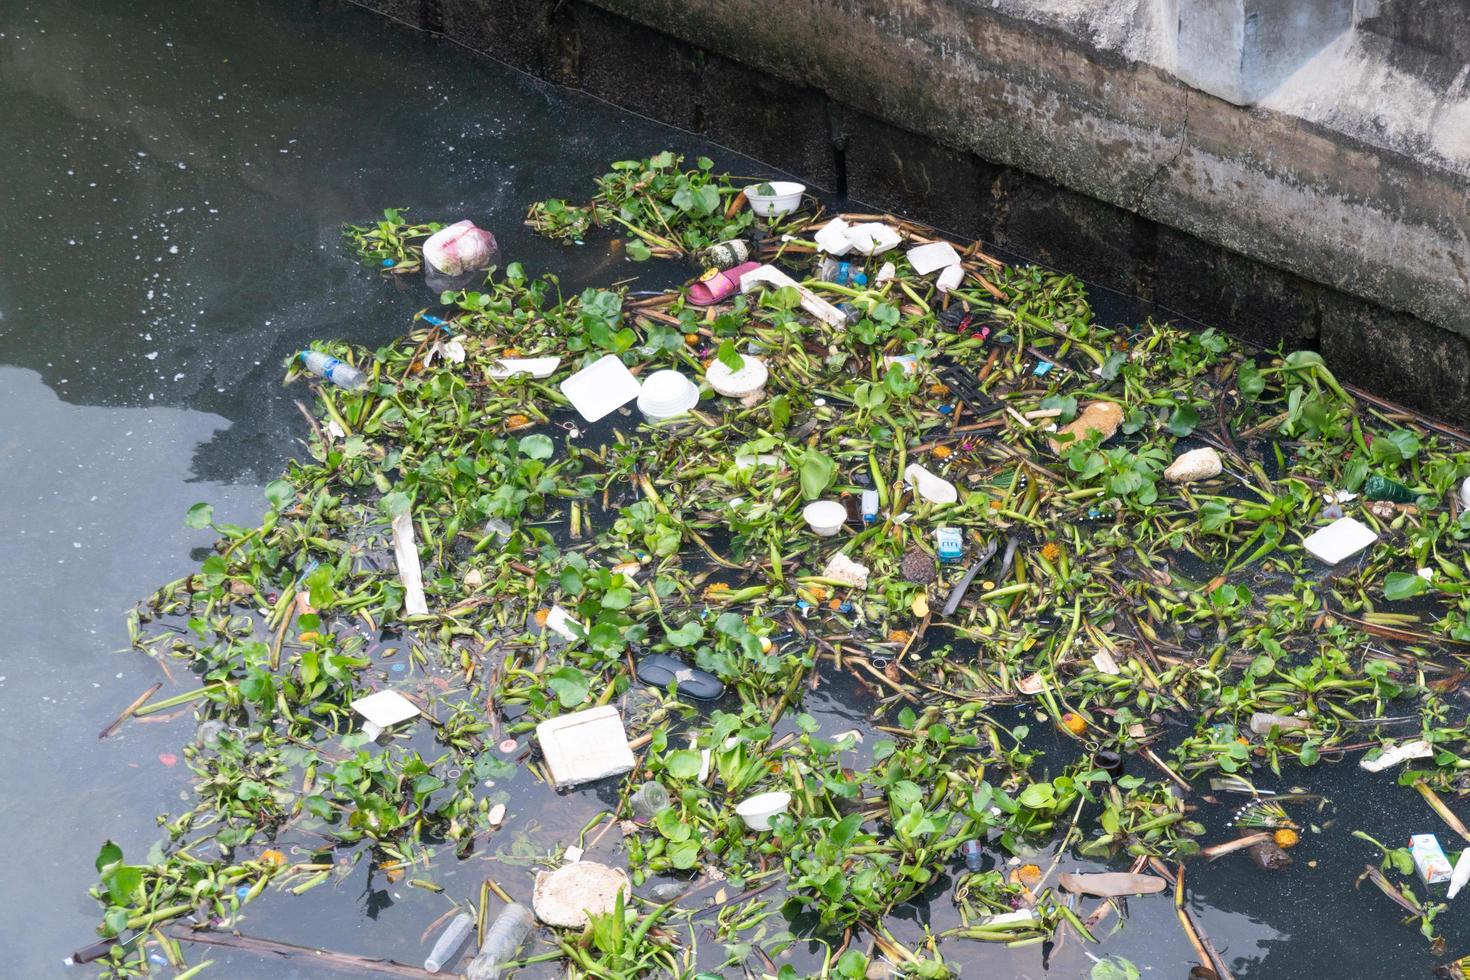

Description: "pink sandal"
686 261 761 306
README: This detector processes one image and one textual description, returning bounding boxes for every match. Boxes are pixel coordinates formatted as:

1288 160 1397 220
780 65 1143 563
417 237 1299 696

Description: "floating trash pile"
83 153 1470 977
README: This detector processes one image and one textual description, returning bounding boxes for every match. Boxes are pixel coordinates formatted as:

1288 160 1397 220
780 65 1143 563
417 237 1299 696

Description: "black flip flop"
636 653 725 700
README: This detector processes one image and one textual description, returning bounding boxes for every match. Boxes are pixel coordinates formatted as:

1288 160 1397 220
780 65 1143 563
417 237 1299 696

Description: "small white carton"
1411 833 1452 885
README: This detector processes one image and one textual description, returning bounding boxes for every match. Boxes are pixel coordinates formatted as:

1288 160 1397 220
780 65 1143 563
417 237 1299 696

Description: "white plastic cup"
735 790 792 830
803 501 847 536
743 181 805 217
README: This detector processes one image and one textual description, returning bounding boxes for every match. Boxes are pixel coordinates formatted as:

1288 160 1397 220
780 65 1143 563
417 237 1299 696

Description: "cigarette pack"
1410 833 1452 885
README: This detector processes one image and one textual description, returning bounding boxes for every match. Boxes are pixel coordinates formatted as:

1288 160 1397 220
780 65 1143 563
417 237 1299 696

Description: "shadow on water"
1 0 1461 978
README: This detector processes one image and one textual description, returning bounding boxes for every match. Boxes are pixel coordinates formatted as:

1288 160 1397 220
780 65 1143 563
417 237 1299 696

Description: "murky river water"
0 0 1459 977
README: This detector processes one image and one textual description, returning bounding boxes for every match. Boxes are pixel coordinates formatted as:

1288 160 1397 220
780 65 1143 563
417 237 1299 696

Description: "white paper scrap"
351 690 421 729
489 356 561 380
545 605 583 641
391 511 429 616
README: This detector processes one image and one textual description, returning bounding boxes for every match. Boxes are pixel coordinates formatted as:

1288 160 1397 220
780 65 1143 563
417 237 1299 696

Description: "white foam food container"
907 240 962 275
560 355 641 423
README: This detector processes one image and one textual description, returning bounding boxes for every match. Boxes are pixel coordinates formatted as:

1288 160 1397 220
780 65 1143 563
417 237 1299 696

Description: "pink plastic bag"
423 220 497 277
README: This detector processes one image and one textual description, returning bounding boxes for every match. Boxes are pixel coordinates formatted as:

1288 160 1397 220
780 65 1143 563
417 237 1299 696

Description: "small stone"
1164 447 1222 484
1048 401 1123 453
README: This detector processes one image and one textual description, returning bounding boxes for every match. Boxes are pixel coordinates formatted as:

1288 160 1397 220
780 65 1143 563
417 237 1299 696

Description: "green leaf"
1165 403 1200 436
601 587 632 610
797 449 837 501
668 838 701 870
664 749 704 780
830 812 864 847
1090 956 1141 980
547 666 590 708
96 840 123 873
1017 783 1055 809
264 480 293 511
184 502 214 529
625 239 651 262
518 434 554 460
380 491 411 518
717 339 743 373
1384 572 1428 601
106 865 143 904
666 621 703 647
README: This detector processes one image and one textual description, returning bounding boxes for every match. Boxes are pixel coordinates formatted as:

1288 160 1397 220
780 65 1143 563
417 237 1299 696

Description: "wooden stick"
99 682 163 740
164 926 439 978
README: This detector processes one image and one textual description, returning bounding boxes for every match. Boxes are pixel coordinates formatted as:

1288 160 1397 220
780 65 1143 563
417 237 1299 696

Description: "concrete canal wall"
348 0 1470 424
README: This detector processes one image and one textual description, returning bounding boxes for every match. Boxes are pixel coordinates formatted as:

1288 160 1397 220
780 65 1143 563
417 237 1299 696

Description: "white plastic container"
735 790 792 830
803 501 847 536
705 354 768 399
743 181 805 217
636 369 700 420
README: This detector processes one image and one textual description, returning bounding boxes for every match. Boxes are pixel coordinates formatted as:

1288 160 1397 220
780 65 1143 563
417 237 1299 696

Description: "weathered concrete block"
572 4 702 130
1175 0 1355 105
1320 293 1470 424
348 0 425 28
986 170 1159 303
1154 226 1320 352
701 56 836 191
1360 0 1470 67
438 0 574 82
833 109 992 234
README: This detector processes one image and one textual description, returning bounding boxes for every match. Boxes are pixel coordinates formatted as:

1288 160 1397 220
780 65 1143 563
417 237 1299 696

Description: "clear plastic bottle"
466 904 535 980
424 912 475 974
298 350 366 390
1248 712 1310 735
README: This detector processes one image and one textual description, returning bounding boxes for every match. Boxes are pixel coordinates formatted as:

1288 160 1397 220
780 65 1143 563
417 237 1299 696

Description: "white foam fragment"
1302 516 1377 564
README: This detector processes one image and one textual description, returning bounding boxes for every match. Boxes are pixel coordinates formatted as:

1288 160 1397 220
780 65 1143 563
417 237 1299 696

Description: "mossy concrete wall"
348 0 1470 426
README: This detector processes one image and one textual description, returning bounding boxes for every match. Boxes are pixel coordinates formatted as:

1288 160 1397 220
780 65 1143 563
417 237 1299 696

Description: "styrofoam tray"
1302 516 1378 564
559 355 640 422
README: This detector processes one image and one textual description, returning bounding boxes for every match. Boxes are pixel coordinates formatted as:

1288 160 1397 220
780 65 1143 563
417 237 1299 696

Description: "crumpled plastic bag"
423 220 497 276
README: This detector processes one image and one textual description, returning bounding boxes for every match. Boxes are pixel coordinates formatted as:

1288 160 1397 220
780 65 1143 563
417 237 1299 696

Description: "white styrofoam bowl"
743 181 805 217
803 500 847 536
735 790 792 830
